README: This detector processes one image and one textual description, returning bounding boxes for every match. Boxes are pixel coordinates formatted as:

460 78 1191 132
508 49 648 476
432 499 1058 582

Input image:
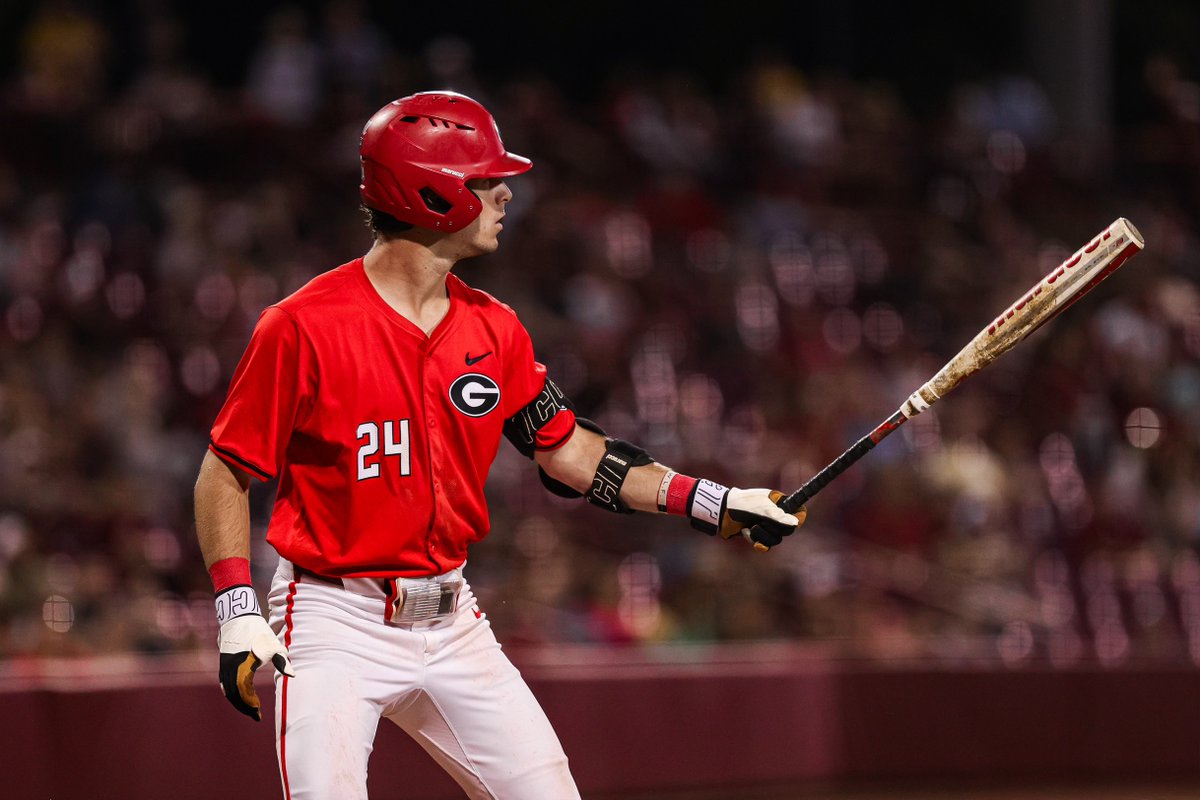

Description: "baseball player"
194 90 806 799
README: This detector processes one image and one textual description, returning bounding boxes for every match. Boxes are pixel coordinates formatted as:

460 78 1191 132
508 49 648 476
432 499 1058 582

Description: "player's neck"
362 239 452 334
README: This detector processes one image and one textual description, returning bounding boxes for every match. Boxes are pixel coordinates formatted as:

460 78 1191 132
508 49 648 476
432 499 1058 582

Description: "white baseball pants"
266 560 580 799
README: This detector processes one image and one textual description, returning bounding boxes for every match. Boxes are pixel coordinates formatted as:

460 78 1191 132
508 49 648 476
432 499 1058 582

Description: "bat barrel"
1121 217 1144 249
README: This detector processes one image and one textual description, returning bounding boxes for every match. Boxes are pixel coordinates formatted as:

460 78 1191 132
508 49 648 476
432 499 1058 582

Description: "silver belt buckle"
391 578 462 624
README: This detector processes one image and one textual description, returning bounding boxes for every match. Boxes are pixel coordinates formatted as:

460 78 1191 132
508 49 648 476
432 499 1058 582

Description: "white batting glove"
688 481 807 552
215 586 295 722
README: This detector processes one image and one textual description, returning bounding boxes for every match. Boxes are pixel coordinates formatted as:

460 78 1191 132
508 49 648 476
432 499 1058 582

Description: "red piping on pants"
280 580 298 799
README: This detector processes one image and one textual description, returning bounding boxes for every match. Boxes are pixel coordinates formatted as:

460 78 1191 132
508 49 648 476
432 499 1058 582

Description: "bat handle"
779 435 876 514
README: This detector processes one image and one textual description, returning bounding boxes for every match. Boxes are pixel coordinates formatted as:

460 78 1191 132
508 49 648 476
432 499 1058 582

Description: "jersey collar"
350 257 461 344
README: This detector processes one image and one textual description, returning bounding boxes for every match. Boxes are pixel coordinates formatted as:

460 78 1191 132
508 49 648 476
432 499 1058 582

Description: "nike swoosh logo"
465 351 493 366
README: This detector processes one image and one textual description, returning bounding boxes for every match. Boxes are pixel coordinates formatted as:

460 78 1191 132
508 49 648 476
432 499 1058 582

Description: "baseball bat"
778 217 1145 515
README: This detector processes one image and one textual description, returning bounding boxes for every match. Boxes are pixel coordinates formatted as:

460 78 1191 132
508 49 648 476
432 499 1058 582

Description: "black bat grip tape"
779 436 876 514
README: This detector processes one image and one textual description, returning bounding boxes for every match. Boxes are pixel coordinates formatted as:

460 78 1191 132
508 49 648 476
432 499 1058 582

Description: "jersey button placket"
425 347 442 562
417 340 438 561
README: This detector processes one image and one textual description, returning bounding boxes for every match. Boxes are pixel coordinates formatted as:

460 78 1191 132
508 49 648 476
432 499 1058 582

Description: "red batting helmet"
359 91 532 231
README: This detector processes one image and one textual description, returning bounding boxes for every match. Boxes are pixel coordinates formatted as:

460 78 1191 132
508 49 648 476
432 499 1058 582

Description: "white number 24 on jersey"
356 420 411 480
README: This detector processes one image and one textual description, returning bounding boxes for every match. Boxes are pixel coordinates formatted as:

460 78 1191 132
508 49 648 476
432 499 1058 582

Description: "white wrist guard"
687 478 730 535
215 585 262 627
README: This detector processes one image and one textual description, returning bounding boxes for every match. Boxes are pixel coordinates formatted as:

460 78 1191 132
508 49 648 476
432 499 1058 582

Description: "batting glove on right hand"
688 481 807 552
216 586 295 722
739 489 807 552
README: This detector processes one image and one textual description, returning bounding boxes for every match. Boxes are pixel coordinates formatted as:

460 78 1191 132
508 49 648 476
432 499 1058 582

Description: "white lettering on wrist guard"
689 478 728 530
215 585 261 626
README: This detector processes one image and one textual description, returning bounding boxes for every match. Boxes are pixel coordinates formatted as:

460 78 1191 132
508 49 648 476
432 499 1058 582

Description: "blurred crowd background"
0 0 1198 669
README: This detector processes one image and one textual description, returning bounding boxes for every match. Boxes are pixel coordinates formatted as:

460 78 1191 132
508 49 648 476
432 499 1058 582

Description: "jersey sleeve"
500 321 547 418
501 316 577 455
209 306 313 481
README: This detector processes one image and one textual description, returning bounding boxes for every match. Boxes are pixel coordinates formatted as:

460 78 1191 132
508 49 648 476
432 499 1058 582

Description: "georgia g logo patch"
449 373 501 417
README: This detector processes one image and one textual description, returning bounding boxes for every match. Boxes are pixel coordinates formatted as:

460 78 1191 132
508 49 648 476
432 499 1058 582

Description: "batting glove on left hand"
687 481 807 552
215 586 295 722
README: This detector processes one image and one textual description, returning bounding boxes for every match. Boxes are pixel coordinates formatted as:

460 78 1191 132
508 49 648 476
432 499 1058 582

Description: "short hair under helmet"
359 91 532 231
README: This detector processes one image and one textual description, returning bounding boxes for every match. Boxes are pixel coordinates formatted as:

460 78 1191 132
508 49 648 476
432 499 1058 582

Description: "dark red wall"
2 646 1197 799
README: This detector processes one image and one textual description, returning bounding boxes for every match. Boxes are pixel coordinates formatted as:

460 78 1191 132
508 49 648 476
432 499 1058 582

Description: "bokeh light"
181 346 222 396
862 303 904 351
735 282 780 351
822 307 861 354
1124 407 1162 448
604 210 653 278
195 273 237 322
6 296 43 342
987 130 1027 174
42 595 74 634
106 272 146 319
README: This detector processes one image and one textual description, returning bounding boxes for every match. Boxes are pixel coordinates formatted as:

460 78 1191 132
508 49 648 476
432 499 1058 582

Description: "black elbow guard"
585 438 655 514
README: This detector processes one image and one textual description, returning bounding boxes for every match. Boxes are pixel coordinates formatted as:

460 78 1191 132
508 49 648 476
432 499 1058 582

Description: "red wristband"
209 557 252 593
664 474 698 516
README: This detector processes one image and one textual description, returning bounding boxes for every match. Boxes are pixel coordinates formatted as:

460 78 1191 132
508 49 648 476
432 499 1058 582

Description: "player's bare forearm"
194 450 254 568
535 425 670 513
535 421 803 550
197 449 294 720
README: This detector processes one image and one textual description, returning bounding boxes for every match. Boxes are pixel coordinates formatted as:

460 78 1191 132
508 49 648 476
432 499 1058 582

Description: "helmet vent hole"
454 124 475 131
399 115 420 123
419 187 453 214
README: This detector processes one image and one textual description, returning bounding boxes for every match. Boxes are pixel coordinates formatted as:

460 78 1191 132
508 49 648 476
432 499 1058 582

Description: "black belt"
294 564 346 588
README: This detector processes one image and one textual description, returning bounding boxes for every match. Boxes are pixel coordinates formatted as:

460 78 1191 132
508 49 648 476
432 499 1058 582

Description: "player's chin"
476 233 502 254
457 238 499 261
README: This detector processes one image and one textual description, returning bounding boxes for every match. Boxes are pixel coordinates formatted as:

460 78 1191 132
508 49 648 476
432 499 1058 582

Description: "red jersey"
209 258 573 578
